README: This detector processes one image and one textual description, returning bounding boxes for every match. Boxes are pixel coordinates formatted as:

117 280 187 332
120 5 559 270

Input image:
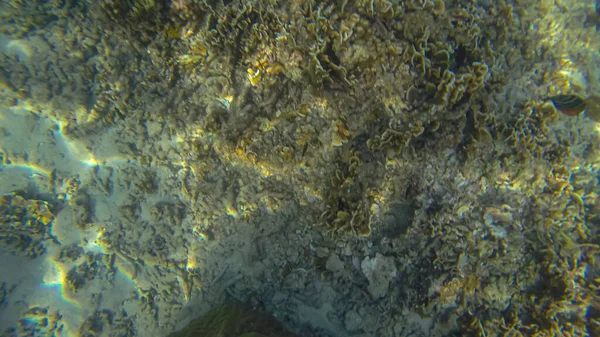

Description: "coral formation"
0 0 599 336
0 193 55 257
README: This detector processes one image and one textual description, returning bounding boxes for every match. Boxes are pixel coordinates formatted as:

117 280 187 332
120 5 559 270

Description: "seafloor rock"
166 303 298 337
0 193 54 257
360 253 397 299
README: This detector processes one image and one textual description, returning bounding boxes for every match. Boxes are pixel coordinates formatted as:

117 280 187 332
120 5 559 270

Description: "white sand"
0 107 138 336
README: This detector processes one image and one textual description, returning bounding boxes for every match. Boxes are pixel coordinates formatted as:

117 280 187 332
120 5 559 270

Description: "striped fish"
546 94 586 116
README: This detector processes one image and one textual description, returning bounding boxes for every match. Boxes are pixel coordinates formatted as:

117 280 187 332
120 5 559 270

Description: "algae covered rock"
167 303 298 337
0 192 55 257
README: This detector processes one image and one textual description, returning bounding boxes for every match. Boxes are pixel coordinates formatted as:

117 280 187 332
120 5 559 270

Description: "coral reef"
0 0 599 336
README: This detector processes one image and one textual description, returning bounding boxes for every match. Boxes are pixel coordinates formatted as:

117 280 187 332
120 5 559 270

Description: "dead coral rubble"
0 193 55 258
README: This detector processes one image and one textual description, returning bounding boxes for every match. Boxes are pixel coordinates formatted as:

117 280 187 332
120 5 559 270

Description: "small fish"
546 94 586 116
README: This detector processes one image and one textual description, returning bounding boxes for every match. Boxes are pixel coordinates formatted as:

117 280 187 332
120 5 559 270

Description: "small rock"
393 321 404 335
325 253 344 272
146 121 163 138
342 242 353 256
315 246 330 258
344 310 364 332
361 253 397 299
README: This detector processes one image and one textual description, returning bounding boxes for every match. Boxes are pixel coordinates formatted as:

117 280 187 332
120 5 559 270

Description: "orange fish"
546 94 586 116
